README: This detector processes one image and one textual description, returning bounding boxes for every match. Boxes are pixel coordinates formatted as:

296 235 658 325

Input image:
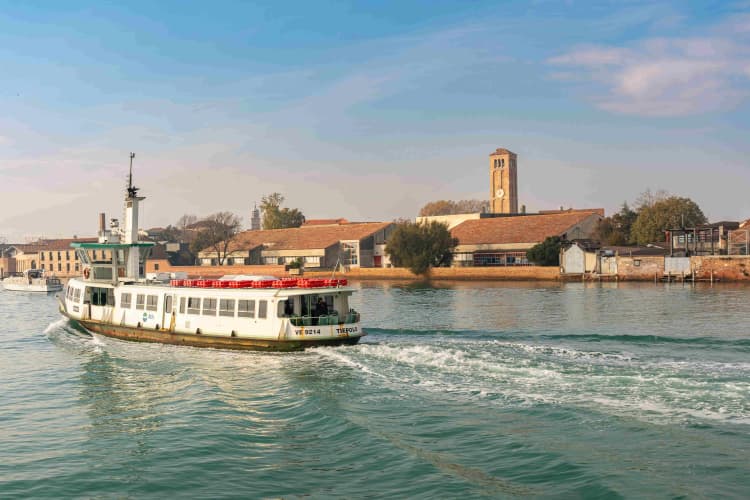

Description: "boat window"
202 298 217 316
89 287 110 306
258 300 267 319
146 295 158 312
237 300 255 318
136 294 145 310
219 299 235 317
179 297 186 314
74 288 81 302
278 299 294 317
121 293 132 309
187 297 201 315
165 296 172 314
108 289 115 307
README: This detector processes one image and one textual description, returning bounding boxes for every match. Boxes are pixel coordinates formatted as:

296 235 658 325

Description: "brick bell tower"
489 148 518 214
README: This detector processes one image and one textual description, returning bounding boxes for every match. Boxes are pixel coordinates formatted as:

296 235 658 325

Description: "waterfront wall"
146 256 750 282
615 256 664 281
692 256 750 281
146 260 561 281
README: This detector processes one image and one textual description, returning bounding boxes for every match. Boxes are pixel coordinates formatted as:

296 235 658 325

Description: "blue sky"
1 0 749 241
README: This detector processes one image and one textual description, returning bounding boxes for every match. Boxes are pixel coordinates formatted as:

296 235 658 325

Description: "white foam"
43 316 68 334
332 339 750 426
315 347 385 378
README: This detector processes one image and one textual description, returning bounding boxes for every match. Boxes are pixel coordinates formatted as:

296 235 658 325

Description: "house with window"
450 210 603 266
197 222 395 269
7 237 100 277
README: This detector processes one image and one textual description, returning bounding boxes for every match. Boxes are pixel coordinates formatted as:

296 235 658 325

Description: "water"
1 281 748 498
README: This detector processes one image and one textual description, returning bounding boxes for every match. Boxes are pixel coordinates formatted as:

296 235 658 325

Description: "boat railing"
288 309 359 327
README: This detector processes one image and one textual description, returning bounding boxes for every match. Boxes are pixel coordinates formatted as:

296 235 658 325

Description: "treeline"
153 192 307 265
594 190 706 246
418 199 489 216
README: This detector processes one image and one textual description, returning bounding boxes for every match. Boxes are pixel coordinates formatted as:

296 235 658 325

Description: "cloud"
548 15 750 117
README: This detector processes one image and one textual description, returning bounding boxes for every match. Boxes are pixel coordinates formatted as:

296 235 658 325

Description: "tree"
176 214 198 242
526 236 562 266
630 196 707 245
190 212 242 265
418 199 489 217
260 193 306 229
385 221 458 275
158 225 182 242
594 202 637 245
634 189 669 210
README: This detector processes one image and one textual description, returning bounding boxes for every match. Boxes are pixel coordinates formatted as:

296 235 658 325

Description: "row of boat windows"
179 297 268 319
66 286 269 320
117 293 268 319
65 286 82 302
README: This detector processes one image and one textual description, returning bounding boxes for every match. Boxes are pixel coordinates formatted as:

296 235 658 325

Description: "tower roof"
489 148 515 156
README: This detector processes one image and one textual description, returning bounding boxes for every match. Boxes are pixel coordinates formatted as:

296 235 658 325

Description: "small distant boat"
2 269 63 292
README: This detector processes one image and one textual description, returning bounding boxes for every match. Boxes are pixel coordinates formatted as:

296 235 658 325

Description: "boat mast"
124 152 145 279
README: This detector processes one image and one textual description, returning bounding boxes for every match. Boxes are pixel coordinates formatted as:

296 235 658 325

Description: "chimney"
99 213 106 233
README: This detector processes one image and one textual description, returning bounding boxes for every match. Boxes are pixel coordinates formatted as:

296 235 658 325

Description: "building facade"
489 148 518 214
198 222 396 269
3 238 108 278
451 210 603 267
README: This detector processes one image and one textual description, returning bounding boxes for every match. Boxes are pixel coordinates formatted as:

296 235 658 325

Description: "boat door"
162 294 174 332
84 286 115 322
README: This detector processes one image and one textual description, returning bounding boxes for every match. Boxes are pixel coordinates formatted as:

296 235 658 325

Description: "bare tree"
176 214 198 242
419 199 489 216
190 212 242 265
635 189 669 210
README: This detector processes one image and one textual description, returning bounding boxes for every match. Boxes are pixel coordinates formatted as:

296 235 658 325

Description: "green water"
1 281 748 498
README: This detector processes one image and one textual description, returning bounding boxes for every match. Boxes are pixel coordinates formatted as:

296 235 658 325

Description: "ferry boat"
58 155 364 351
2 269 63 292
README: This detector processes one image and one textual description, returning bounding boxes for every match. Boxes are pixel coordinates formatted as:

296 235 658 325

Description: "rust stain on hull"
62 313 362 352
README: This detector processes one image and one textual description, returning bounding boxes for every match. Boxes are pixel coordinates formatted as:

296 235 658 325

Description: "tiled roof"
452 212 600 245
302 218 349 226
13 237 97 253
538 208 605 217
603 245 668 256
489 148 515 156
220 222 393 253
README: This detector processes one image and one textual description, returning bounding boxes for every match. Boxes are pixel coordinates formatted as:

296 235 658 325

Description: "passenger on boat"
315 297 328 316
284 299 293 317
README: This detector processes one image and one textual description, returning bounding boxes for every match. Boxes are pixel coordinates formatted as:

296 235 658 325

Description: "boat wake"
43 316 68 335
316 329 750 427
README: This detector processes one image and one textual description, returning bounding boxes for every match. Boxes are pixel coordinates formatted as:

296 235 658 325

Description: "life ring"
83 268 90 279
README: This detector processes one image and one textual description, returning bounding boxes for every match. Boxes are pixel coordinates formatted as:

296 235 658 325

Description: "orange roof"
221 222 393 253
451 212 601 245
489 148 515 156
302 218 349 226
14 237 97 253
538 208 605 216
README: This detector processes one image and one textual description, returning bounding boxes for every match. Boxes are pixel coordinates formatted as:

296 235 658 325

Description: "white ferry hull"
61 314 362 351
59 278 364 352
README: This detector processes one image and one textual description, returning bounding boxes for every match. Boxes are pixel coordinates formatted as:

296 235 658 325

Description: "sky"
1 0 749 242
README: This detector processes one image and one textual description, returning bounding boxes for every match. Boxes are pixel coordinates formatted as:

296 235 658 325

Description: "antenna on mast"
127 152 139 198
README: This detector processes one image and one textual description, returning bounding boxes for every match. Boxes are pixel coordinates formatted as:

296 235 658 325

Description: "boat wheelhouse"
2 268 63 292
59 154 363 351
